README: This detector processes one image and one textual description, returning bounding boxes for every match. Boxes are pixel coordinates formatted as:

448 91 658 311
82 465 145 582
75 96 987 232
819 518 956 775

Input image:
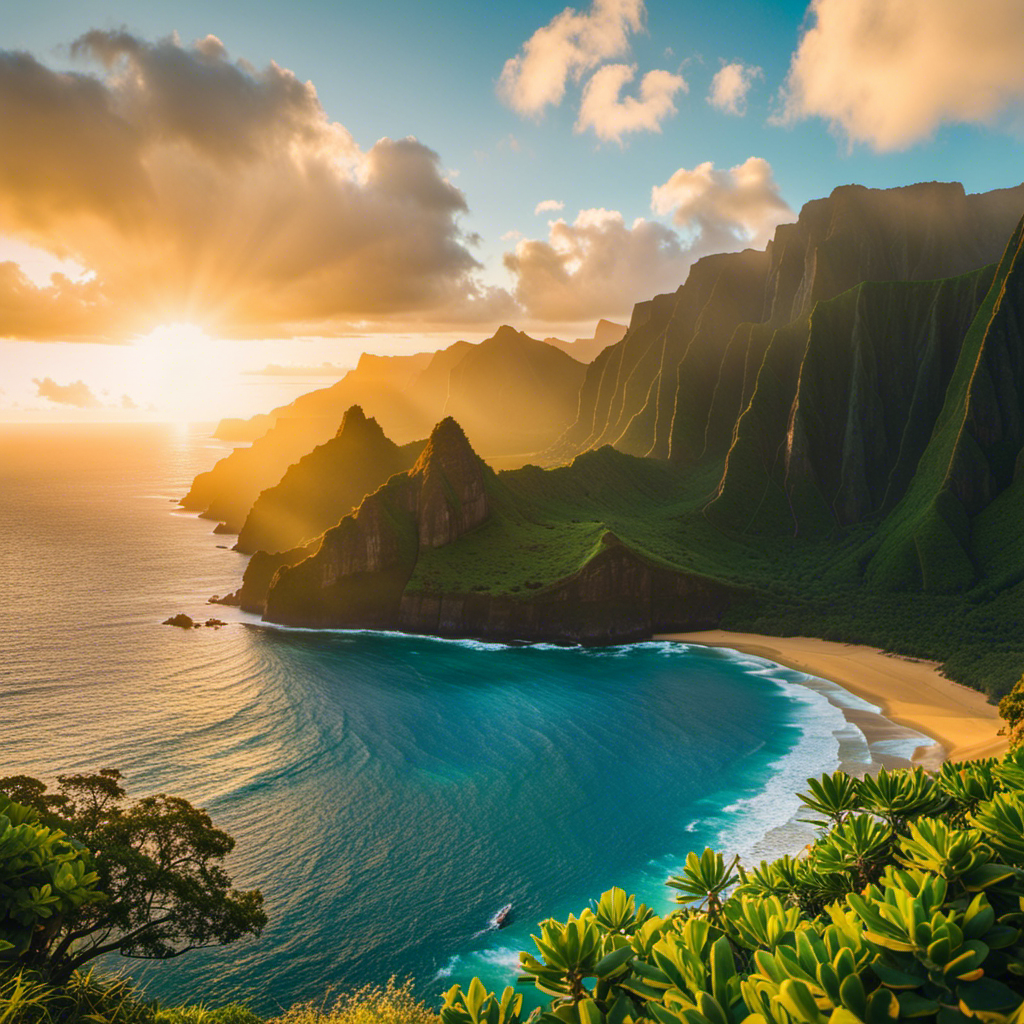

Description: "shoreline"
656 630 1007 765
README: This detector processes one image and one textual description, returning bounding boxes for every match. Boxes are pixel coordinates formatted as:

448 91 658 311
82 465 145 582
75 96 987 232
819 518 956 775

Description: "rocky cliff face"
553 181 1024 468
263 418 491 627
551 248 769 461
707 265 998 535
863 214 1024 592
398 534 740 643
412 417 490 549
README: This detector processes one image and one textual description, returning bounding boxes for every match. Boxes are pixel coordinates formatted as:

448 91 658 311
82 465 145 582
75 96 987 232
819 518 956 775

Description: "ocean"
0 423 928 1012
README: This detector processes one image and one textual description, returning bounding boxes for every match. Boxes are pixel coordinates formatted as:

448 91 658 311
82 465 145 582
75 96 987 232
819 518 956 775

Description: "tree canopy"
0 770 265 983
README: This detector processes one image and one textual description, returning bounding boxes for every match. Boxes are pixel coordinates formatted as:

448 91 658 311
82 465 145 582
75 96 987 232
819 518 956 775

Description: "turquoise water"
0 423 888 1011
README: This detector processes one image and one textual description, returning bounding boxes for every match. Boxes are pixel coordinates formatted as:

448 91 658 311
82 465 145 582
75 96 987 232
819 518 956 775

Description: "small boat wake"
471 903 514 938
492 903 513 929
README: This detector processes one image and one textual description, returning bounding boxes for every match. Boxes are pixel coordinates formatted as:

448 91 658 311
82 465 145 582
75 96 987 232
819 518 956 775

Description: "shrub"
442 753 1024 1024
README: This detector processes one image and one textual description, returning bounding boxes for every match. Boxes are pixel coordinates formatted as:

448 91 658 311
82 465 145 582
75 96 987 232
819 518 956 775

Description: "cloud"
34 377 101 408
651 156 794 252
576 63 686 142
0 32 504 341
534 199 565 215
504 208 693 321
121 394 137 409
498 0 645 116
0 262 117 341
707 62 761 115
506 157 793 321
778 0 1024 150
499 0 682 142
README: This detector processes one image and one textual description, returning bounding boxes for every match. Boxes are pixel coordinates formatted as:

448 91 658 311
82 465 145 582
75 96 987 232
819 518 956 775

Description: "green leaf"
593 945 634 977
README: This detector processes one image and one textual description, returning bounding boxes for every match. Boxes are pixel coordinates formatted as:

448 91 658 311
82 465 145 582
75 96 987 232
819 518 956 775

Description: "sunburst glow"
124 323 232 423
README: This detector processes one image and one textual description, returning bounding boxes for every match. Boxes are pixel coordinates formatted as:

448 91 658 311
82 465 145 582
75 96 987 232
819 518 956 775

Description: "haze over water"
1 423 907 1011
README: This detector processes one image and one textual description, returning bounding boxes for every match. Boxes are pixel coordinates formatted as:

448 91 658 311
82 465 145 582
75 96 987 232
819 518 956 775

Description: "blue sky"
2 0 1023 419
7 0 1020 266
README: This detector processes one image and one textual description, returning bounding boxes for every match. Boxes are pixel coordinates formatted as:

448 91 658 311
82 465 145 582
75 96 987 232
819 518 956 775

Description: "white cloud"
576 64 687 143
505 157 793 322
534 199 565 215
504 208 692 321
498 0 645 116
651 157 793 251
778 0 1024 150
498 0 683 143
707 62 761 115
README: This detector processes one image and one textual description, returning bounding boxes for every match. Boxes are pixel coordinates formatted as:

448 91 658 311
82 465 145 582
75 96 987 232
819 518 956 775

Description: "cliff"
234 406 424 555
552 181 1024 466
863 214 1024 592
263 418 492 628
186 326 586 532
707 265 998 536
260 423 744 640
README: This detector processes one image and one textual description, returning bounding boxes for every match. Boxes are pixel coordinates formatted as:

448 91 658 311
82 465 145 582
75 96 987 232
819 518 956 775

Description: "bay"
0 424 880 1011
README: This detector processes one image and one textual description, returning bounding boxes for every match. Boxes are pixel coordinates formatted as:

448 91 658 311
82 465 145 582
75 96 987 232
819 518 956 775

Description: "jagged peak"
335 404 386 440
413 416 480 476
490 324 526 344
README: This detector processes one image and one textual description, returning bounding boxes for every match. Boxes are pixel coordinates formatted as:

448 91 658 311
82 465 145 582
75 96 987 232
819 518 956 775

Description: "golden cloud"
576 64 687 143
707 63 761 116
779 0 1024 150
498 0 645 116
507 158 792 321
0 33 503 341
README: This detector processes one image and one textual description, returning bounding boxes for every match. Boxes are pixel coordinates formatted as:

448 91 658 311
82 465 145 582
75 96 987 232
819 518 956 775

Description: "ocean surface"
0 423 928 1012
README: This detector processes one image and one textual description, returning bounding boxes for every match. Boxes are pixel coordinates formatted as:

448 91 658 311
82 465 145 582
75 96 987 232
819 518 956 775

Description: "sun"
126 322 232 423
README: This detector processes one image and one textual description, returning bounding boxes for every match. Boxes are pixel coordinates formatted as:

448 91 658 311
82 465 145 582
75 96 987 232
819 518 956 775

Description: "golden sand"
655 631 1007 765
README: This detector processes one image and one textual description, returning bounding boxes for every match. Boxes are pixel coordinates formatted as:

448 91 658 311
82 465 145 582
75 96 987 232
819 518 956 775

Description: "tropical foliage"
0 771 265 983
441 752 1024 1024
998 677 1024 748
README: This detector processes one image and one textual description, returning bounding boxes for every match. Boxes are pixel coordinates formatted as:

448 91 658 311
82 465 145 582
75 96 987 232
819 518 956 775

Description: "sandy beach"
656 631 1008 765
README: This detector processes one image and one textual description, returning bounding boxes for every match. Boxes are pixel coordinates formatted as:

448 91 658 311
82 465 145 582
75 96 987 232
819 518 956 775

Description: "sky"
1 0 1023 422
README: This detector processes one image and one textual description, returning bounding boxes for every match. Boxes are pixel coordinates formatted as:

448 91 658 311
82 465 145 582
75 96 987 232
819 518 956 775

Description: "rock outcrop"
234 405 424 554
263 418 491 628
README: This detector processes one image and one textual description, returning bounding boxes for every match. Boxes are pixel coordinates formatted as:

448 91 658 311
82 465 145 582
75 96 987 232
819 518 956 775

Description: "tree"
0 770 266 984
999 673 1024 745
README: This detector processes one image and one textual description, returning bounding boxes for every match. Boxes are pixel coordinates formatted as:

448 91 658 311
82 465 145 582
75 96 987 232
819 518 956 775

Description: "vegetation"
442 751 1024 1024
12 751 1024 1024
0 771 265 984
256 221 1024 693
998 676 1024 747
0 967 437 1024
